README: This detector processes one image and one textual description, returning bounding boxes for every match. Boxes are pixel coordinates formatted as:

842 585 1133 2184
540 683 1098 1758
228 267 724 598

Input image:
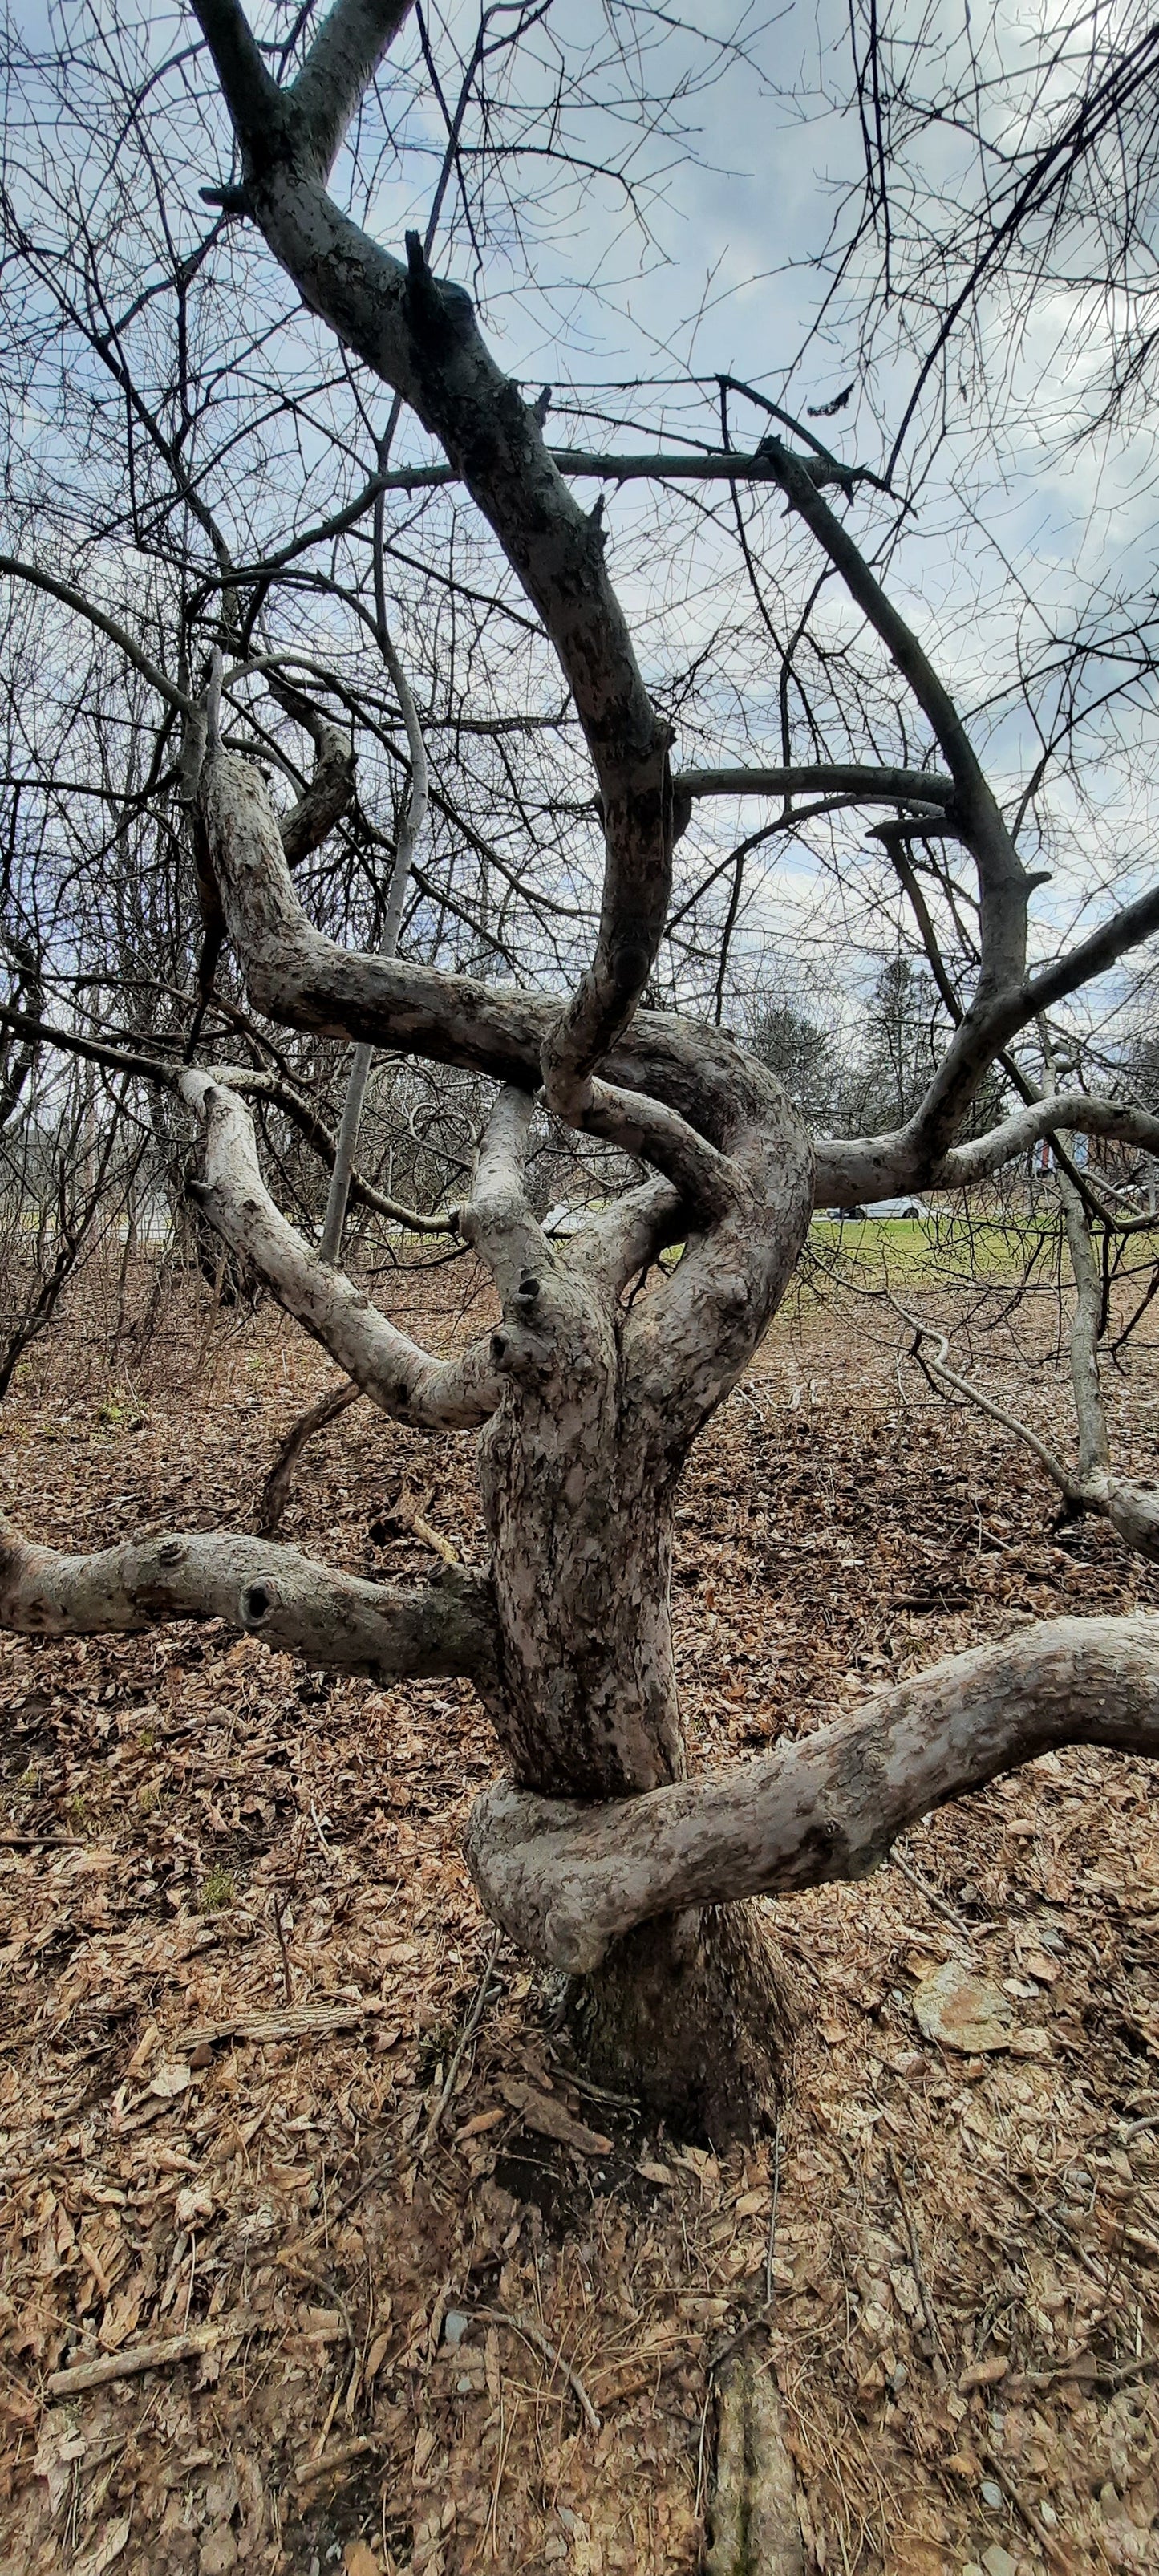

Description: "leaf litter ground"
2 1256 1159 2574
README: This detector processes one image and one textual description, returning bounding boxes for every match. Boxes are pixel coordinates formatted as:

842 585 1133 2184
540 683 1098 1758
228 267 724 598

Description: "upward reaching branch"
182 1069 499 1427
192 0 675 1093
287 0 415 181
756 440 1027 973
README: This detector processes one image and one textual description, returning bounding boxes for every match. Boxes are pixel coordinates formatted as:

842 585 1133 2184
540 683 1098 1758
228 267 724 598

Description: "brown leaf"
497 2077 612 2156
913 1962 1013 2054
958 2353 1009 2393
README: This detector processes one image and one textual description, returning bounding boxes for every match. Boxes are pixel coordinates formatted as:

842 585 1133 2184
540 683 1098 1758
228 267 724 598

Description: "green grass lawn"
806 1207 1159 1290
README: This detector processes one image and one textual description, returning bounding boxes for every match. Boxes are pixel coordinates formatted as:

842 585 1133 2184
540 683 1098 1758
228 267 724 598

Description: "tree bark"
0 1517 496 1684
465 1613 1159 1974
452 1077 814 2131
570 1903 798 2143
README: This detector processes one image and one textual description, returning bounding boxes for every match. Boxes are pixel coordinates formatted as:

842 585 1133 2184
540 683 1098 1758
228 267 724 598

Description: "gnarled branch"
182 1069 498 1426
0 1516 496 1684
465 1614 1159 1970
193 0 675 1090
269 675 356 866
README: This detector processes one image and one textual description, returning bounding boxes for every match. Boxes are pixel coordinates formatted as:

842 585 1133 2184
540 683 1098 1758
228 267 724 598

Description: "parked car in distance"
818 1198 930 1220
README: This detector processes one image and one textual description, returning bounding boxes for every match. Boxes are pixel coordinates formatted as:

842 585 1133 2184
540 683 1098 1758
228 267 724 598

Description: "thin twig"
980 2445 1069 2572
470 2306 601 2433
1004 2172 1109 2291
407 1506 459 1567
0 1832 84 1848
272 1892 295 2006
891 1845 981 1944
890 1293 1074 1493
766 2108 782 2310
178 2002 376 2049
257 1379 361 1537
422 1929 502 2148
886 2146 947 2360
47 2312 261 2397
294 2435 383 2486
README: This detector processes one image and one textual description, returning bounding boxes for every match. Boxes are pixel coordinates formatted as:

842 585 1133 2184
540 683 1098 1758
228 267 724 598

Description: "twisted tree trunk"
454 1074 813 2133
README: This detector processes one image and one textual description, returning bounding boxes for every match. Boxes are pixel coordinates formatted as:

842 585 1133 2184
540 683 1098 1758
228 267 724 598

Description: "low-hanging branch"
464 1614 1159 1971
0 1518 497 1685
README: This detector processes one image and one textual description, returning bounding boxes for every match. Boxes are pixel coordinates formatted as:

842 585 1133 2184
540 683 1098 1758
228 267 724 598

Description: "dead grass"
1 1253 1158 2574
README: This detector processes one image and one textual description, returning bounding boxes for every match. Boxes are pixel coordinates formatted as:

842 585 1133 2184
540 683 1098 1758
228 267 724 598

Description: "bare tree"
4 0 1159 2141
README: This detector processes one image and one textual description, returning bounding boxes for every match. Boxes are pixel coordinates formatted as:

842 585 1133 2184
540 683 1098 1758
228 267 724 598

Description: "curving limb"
623 1063 814 1452
817 1073 1159 1211
893 1298 1076 1497
181 1068 499 1428
279 731 356 866
192 0 675 1097
0 1516 496 1685
886 1028 1159 1565
575 1075 743 1221
569 1178 683 1296
464 1614 1159 1971
932 1090 1159 1188
210 1065 455 1232
756 437 1029 1003
194 740 1159 1231
756 439 1159 1194
193 743 768 1186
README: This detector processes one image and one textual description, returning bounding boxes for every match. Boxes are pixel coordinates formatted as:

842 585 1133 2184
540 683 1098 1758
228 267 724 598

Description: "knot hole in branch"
403 230 476 358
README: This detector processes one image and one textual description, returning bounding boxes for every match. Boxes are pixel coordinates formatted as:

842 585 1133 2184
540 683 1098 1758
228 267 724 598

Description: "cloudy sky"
8 0 1159 1034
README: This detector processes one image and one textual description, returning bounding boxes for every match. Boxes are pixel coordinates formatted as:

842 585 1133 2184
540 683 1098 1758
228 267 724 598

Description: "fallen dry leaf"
498 2076 613 2156
958 2353 1010 2393
71 2516 132 2576
913 1961 1014 2053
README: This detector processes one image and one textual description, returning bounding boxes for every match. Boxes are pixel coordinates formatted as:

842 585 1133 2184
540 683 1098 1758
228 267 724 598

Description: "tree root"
707 2345 803 2576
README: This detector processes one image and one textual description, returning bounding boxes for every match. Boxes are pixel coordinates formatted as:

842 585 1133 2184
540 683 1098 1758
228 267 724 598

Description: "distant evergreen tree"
751 1000 840 1127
